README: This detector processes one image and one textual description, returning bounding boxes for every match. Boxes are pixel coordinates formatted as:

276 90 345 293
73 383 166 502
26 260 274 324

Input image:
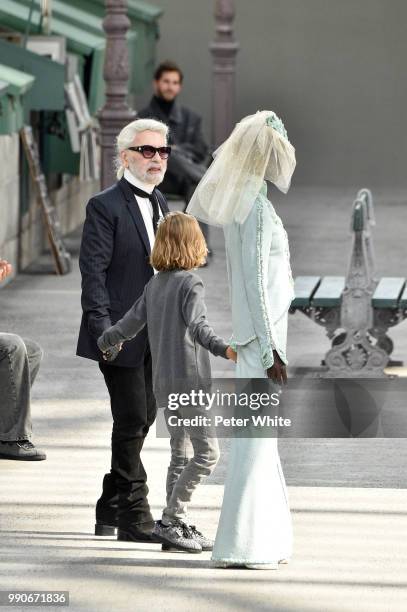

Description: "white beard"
128 160 165 186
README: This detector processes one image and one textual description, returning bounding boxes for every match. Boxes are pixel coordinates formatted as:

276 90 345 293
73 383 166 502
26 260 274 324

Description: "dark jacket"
138 97 208 164
76 177 169 367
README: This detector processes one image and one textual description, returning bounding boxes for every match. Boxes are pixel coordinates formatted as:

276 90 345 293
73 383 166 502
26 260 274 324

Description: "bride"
187 110 296 569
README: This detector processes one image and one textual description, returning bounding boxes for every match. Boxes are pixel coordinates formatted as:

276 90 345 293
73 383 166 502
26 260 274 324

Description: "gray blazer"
98 269 228 406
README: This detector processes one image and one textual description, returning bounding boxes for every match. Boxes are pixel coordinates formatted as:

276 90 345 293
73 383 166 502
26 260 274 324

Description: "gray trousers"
0 333 43 441
163 405 220 523
160 150 211 245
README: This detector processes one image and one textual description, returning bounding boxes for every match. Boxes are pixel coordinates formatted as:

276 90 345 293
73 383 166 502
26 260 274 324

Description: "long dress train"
211 325 293 565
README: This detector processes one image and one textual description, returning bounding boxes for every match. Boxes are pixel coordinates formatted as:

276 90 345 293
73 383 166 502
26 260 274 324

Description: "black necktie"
125 179 160 233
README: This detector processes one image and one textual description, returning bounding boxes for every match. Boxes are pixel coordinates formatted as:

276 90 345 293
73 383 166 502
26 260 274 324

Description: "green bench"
292 276 406 310
289 189 407 377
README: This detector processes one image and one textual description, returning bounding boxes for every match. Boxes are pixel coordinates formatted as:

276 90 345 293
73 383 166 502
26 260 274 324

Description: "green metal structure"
0 64 34 134
0 0 163 114
0 38 65 112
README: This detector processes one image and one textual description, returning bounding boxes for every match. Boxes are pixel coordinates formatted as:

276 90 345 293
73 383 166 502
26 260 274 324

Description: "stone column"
98 0 136 189
209 0 239 148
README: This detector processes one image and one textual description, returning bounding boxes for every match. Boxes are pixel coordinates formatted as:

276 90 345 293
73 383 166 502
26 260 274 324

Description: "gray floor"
2 187 407 488
1 187 407 612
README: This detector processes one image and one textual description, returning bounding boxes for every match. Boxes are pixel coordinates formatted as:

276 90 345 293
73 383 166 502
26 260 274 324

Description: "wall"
135 0 407 188
0 129 97 276
19 175 98 271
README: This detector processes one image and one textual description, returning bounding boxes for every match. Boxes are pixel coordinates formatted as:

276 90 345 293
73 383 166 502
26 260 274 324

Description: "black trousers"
161 149 207 203
97 347 157 529
160 150 211 246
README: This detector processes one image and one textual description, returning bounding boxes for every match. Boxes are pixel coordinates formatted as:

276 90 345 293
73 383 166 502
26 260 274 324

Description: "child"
98 211 236 553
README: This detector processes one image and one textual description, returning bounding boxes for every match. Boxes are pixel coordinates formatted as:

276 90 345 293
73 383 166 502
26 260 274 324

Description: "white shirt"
123 168 163 255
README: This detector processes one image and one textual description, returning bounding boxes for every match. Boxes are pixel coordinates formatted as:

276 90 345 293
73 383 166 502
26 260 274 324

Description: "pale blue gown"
211 182 294 565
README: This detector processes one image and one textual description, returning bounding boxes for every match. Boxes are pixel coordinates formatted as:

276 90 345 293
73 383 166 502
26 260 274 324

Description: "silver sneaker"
188 524 214 551
153 520 202 553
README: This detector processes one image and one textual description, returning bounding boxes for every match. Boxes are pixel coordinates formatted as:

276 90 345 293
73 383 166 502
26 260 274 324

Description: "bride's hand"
226 346 237 362
267 350 287 385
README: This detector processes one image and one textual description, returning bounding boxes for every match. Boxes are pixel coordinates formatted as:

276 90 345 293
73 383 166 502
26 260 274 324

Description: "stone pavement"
1 187 407 611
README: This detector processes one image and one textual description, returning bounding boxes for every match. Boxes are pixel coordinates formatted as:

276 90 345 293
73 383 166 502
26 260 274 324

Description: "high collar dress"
211 181 294 565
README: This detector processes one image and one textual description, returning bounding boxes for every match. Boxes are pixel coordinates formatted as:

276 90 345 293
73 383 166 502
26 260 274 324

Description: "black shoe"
95 476 119 536
95 521 117 536
0 440 46 461
117 523 159 544
161 543 177 552
153 519 202 553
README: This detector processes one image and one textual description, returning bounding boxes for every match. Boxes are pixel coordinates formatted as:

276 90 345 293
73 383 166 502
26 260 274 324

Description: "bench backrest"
345 188 377 291
342 188 377 329
356 188 377 282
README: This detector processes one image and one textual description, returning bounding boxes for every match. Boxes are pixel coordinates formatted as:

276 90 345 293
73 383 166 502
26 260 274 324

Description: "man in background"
138 61 212 254
138 60 209 204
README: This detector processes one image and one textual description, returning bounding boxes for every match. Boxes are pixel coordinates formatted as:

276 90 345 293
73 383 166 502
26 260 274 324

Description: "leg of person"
160 169 192 212
0 334 46 460
24 337 43 387
154 407 195 552
184 182 212 258
95 472 119 536
160 155 211 254
161 407 192 505
95 347 156 536
211 337 293 569
143 345 158 435
168 150 207 186
159 171 184 201
154 405 219 552
162 170 211 257
98 351 158 544
162 414 219 523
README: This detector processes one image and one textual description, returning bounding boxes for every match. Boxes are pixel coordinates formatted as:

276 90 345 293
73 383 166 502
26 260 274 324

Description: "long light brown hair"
150 212 207 271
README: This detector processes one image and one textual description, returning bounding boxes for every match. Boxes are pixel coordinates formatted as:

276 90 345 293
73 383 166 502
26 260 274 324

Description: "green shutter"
0 0 163 114
0 39 65 111
0 64 34 134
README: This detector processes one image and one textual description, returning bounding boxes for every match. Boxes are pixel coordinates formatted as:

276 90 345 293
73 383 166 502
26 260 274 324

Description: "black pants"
160 150 211 246
97 348 157 529
161 149 207 204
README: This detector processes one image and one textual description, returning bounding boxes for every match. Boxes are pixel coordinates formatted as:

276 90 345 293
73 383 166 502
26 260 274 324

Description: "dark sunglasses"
127 145 171 159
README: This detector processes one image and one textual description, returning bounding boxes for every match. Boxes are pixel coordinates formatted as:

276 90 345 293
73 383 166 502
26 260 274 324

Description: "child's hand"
102 343 123 362
226 346 237 362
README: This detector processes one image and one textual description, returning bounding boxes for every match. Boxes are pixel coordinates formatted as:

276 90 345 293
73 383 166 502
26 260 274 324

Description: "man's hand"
226 346 237 362
0 259 12 282
267 350 287 385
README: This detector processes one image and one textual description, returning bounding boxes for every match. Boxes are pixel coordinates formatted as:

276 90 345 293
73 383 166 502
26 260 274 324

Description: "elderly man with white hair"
76 119 170 543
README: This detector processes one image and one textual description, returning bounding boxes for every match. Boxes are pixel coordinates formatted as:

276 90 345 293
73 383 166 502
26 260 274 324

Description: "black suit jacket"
76 177 169 367
138 97 208 164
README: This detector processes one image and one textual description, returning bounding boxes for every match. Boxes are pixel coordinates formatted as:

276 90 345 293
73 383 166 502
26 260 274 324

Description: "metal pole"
209 0 239 148
23 0 35 47
40 0 52 35
98 0 136 189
